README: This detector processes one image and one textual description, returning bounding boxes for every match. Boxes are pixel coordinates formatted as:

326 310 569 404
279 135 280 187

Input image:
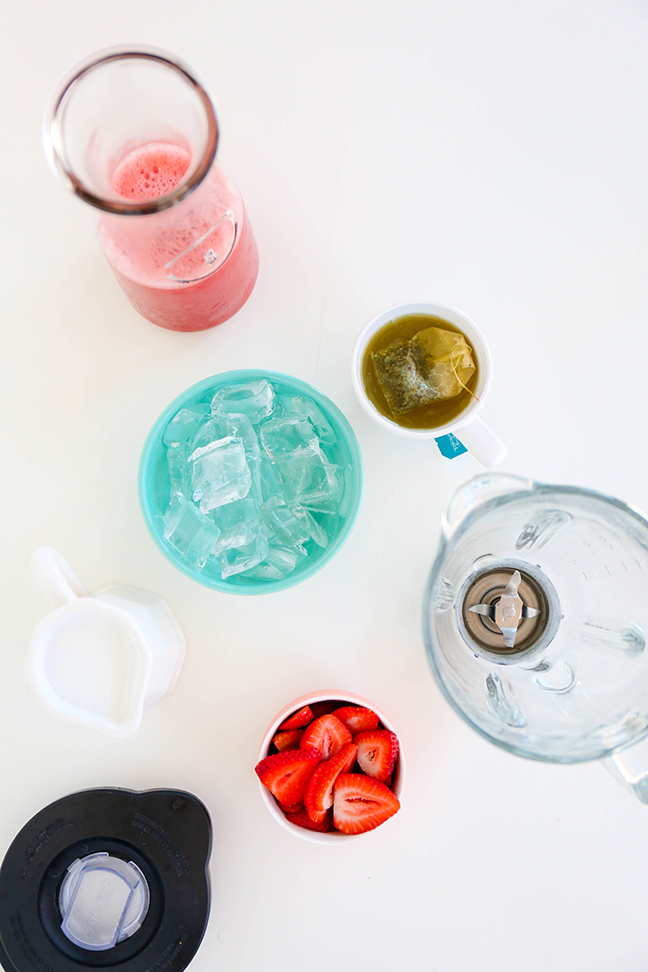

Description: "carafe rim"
43 45 219 216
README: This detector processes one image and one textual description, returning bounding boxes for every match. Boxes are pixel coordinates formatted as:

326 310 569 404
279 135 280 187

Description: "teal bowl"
138 370 363 594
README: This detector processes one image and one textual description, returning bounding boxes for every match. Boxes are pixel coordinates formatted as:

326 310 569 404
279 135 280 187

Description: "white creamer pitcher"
28 546 186 737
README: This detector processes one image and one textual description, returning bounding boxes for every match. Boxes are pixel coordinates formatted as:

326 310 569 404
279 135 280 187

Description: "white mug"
351 301 507 468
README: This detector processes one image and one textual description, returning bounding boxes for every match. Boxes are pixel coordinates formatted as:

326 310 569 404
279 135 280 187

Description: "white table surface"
3 2 648 970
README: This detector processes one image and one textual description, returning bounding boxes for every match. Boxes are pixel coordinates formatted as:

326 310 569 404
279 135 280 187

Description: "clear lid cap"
59 852 150 950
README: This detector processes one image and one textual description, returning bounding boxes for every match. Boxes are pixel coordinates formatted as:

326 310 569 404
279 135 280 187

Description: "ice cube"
288 395 336 444
277 450 344 513
257 454 284 502
188 414 236 455
220 532 269 578
241 543 304 580
226 413 260 457
190 436 251 513
239 560 284 580
296 505 329 548
212 498 263 555
265 544 303 573
261 498 329 549
162 404 211 448
211 380 275 425
246 454 263 506
163 499 221 570
260 497 311 547
167 443 191 497
260 415 320 461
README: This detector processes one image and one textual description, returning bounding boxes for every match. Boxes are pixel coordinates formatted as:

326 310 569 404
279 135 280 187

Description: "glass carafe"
423 472 648 802
44 47 259 332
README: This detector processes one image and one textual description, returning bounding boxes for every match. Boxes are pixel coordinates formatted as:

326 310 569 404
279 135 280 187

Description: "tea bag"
370 341 434 415
413 325 476 399
371 326 476 415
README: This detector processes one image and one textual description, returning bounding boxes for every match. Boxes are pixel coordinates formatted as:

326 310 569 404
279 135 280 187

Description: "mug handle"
454 415 507 468
31 545 90 607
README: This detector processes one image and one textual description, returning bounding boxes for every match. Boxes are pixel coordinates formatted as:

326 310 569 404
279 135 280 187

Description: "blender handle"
443 472 534 538
30 546 90 607
602 739 648 804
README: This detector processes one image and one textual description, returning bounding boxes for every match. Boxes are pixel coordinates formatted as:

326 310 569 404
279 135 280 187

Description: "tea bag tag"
435 433 468 459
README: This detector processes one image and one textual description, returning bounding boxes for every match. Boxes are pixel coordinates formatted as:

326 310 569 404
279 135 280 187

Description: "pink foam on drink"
111 143 191 201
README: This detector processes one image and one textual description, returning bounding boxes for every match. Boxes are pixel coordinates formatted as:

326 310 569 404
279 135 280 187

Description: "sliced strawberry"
272 729 304 752
255 746 321 806
332 705 380 734
354 730 399 782
279 705 314 731
285 807 334 833
300 714 352 760
304 743 358 823
279 800 304 814
333 774 400 835
309 700 340 719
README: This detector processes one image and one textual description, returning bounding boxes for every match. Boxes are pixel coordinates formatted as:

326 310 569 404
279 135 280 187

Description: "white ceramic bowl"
257 690 405 845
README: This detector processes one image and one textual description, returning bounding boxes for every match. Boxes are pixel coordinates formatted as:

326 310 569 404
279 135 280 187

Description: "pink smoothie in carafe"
96 142 259 332
111 143 192 200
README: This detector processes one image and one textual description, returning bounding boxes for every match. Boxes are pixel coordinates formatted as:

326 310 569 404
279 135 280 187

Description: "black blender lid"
0 788 212 972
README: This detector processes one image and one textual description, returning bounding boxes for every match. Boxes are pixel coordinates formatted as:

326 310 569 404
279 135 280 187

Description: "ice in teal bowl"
138 370 363 594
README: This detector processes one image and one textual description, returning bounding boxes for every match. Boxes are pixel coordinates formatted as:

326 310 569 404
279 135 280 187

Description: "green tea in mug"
361 313 480 430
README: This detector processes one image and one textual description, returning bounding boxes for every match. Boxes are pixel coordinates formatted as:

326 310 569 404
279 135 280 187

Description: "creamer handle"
30 546 90 606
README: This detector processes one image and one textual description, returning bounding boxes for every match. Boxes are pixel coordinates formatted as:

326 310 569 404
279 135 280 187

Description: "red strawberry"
332 705 380 734
304 743 358 824
255 746 321 806
279 800 304 814
272 730 304 752
300 714 352 760
354 730 399 782
309 700 340 719
279 705 314 731
333 774 400 835
285 807 334 833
